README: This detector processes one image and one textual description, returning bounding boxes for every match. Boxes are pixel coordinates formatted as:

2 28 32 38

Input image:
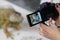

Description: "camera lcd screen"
27 11 43 26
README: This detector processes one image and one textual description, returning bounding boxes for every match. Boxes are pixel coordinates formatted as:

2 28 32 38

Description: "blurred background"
7 0 40 12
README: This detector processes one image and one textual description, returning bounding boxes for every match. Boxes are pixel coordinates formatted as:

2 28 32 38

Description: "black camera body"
27 2 59 27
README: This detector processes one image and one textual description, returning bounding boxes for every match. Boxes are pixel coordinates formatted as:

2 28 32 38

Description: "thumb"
48 18 57 29
48 18 52 26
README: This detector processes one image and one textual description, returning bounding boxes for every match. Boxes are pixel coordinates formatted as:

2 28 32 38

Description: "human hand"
38 18 60 40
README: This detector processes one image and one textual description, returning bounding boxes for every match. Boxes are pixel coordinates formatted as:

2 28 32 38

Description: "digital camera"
27 2 59 26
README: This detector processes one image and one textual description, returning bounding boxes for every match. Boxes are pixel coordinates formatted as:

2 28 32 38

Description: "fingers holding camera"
38 25 50 38
38 18 60 40
38 26 44 36
48 18 57 29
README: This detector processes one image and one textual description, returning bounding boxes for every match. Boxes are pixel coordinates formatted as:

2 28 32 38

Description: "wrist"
52 35 60 40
